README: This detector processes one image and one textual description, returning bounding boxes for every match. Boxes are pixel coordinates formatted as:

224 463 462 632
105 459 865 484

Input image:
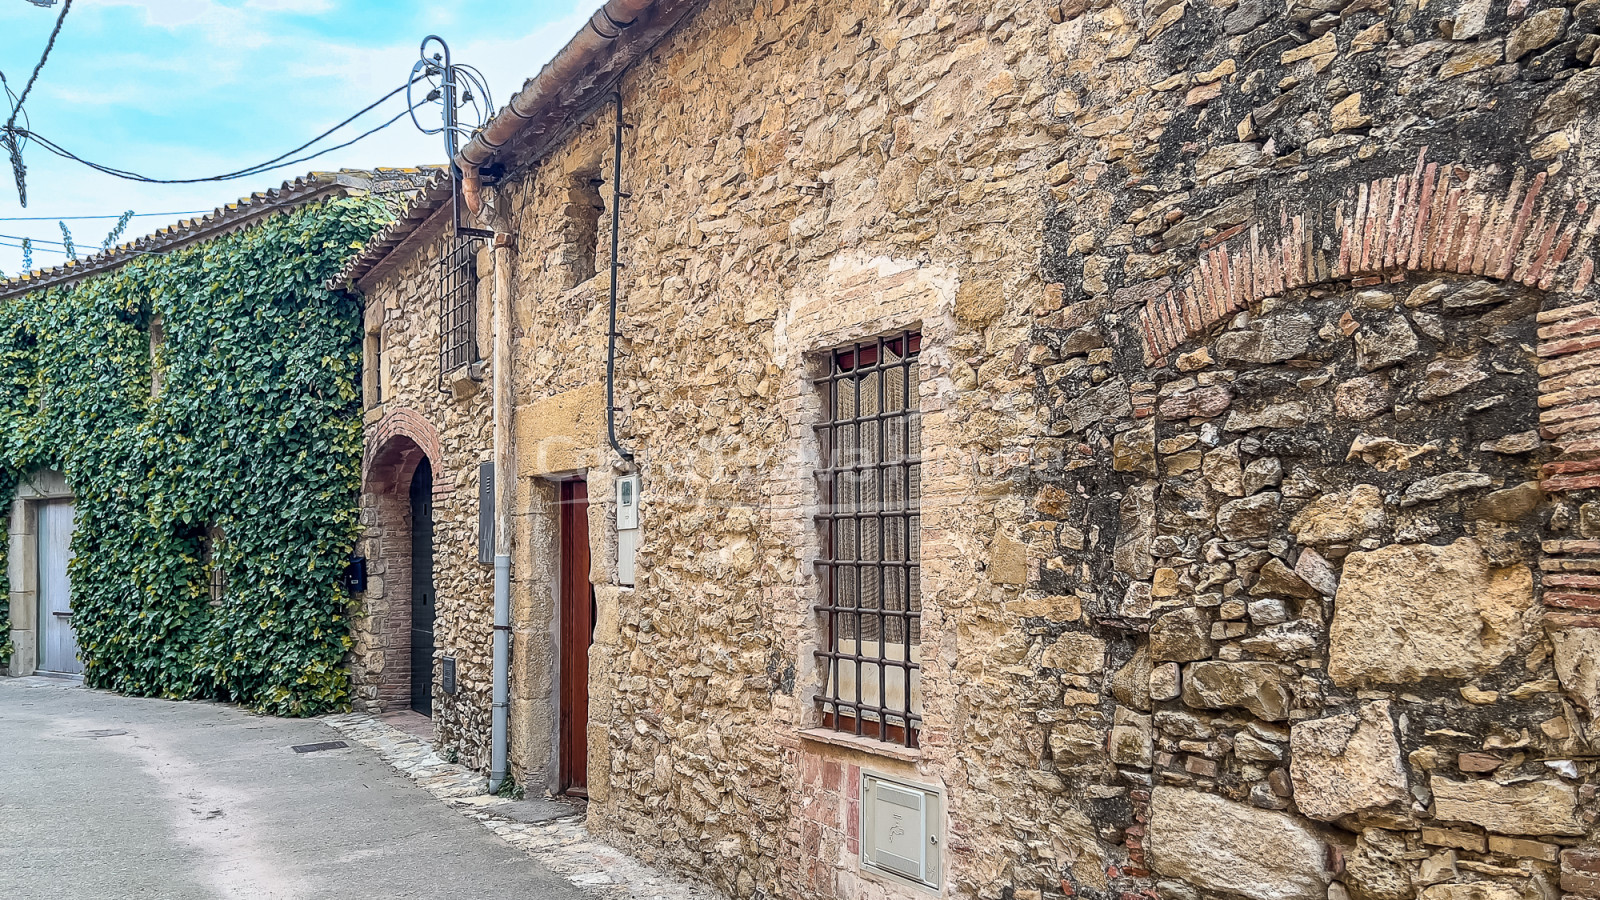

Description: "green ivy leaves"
0 196 388 714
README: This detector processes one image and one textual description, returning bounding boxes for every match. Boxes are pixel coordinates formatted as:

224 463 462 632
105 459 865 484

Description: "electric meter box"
616 474 641 586
616 474 640 530
860 772 942 891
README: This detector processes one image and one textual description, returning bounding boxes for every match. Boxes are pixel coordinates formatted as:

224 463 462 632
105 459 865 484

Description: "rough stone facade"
352 231 495 765
342 0 1600 896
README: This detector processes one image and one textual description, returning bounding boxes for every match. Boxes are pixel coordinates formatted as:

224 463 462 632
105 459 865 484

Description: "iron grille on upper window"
438 235 479 385
814 331 923 747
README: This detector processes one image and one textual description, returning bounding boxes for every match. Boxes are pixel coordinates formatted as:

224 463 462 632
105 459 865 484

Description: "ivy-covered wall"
0 196 389 714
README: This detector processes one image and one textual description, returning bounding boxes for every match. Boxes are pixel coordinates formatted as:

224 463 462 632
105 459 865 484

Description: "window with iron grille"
438 234 479 385
203 525 228 607
814 331 922 747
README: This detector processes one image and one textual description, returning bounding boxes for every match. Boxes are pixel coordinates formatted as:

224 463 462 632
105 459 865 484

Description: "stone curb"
322 713 714 899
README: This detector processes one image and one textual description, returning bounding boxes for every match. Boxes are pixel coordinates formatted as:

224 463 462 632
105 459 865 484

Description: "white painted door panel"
38 501 80 675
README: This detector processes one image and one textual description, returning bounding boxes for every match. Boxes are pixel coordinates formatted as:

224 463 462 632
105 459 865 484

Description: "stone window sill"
799 726 921 762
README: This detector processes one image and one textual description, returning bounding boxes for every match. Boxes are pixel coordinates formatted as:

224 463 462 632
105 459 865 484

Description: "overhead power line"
3 0 73 206
0 210 209 222
5 0 71 126
6 75 427 189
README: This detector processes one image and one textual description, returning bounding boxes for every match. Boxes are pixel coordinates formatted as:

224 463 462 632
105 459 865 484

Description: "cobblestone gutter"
322 713 713 899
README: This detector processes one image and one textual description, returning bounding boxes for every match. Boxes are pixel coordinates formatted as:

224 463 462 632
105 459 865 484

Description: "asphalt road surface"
0 675 589 899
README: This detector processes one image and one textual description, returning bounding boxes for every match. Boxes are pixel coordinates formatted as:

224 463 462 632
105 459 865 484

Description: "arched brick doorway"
353 409 443 714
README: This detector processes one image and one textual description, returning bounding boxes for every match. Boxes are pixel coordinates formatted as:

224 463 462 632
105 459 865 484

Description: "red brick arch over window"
1115 147 1600 695
1134 147 1599 367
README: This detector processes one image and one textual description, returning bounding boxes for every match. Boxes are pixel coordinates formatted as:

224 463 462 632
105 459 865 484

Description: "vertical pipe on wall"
489 232 514 793
606 89 634 467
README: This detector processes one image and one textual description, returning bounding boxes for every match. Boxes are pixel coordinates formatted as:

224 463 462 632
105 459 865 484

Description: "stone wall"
347 0 1600 894
353 221 497 772
1022 0 1600 898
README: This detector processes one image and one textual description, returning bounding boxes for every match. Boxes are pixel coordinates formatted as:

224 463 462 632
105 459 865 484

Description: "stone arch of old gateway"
354 408 444 714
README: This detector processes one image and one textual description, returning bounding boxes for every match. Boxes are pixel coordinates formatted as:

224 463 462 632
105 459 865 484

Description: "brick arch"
364 407 443 494
353 409 443 714
1135 147 1599 366
1117 151 1600 722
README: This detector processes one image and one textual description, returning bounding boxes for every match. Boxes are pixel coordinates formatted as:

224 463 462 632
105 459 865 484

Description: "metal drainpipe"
607 89 634 466
489 230 514 793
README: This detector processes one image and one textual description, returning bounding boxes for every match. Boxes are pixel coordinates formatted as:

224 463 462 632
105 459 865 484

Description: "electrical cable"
4 68 424 189
12 96 425 185
0 239 61 252
4 0 71 131
3 0 72 206
0 232 69 247
0 210 209 222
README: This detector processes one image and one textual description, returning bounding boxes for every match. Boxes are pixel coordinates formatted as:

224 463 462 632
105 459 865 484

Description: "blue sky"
0 0 603 275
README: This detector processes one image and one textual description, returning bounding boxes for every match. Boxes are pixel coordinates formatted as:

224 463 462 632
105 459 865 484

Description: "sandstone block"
1471 482 1544 522
1042 631 1107 673
1548 628 1600 716
1331 93 1370 131
1109 706 1153 767
1439 41 1503 79
1290 485 1386 545
1252 558 1320 598
1335 376 1392 421
1417 885 1518 900
1181 661 1293 720
1150 788 1330 900
1354 316 1419 371
1114 423 1157 475
1112 646 1153 712
1289 701 1408 821
1346 828 1414 900
1218 492 1282 540
1216 314 1318 364
1430 777 1583 836
1150 661 1182 700
1227 403 1309 431
1152 608 1216 662
1329 539 1534 687
1508 8 1567 60
1400 472 1492 507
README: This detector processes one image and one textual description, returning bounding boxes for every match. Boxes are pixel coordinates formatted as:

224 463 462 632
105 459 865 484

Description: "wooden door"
409 458 436 717
559 480 593 796
38 501 81 675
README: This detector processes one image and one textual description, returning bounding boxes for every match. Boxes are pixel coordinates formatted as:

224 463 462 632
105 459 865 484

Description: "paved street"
0 676 590 900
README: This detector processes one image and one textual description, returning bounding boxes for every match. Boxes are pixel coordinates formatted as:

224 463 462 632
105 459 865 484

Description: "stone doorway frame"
355 408 444 713
6 469 74 677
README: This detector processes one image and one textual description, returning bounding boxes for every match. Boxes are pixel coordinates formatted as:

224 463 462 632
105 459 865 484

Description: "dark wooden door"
410 458 436 717
559 479 593 796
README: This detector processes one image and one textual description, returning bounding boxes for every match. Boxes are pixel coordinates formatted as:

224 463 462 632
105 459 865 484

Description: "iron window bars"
813 331 923 747
438 234 480 387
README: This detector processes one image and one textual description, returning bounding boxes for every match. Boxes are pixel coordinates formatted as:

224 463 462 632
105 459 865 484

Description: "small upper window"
150 312 166 399
814 331 923 747
567 174 604 287
364 326 383 407
202 525 228 606
438 234 479 384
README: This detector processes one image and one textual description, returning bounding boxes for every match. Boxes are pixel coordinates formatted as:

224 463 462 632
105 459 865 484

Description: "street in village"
0 676 703 900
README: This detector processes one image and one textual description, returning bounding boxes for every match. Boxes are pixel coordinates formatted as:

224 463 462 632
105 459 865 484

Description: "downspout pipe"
607 89 634 467
457 0 648 213
489 231 514 793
